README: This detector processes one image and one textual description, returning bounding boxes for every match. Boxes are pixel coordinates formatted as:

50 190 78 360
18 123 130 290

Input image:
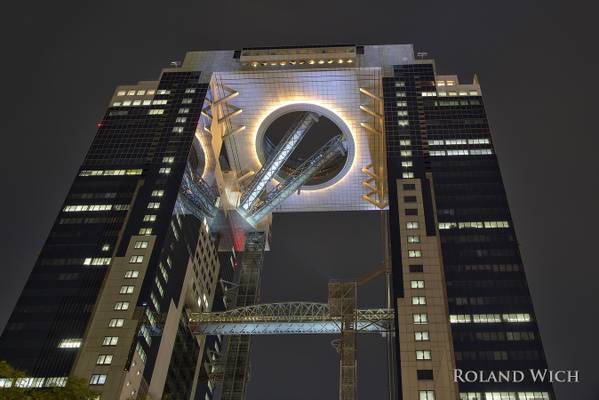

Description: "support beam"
239 112 320 211
179 171 219 218
248 135 346 224
188 303 393 335
329 282 358 400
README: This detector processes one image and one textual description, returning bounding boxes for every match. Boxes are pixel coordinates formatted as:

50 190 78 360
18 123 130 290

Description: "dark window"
409 264 423 273
404 196 417 203
417 369 434 380
403 184 416 190
405 208 418 216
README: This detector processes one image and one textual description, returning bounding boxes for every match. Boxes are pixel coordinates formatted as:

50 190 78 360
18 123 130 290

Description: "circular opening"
257 107 352 189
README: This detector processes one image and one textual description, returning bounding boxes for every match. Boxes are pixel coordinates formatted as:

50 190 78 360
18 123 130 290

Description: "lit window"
162 156 175 163
436 81 445 87
117 91 126 96
398 120 409 127
406 222 419 230
172 127 184 133
108 318 124 328
402 172 414 179
139 228 153 235
181 98 193 104
415 331 429 341
143 214 157 222
401 161 413 168
148 109 164 115
124 270 139 279
151 190 164 197
134 241 149 249
83 257 111 266
152 99 167 105
416 350 431 360
400 150 412 157
155 277 164 297
175 117 187 123
122 100 132 106
119 285 135 294
58 338 82 349
450 314 472 324
438 222 457 230
114 302 130 311
473 314 502 323
157 89 170 95
407 236 420 243
396 101 407 107
179 108 190 114
400 139 411 146
147 202 160 209
101 244 110 252
126 90 136 96
159 167 171 174
96 354 113 365
129 255 144 264
185 88 196 94
408 250 422 258
150 291 160 312
412 296 426 305
419 390 435 400
159 263 169 283
413 313 428 324
502 313 531 323
102 336 119 346
410 280 425 289
132 100 141 106
143 100 152 105
136 90 146 96
396 92 406 97
395 81 405 87
89 374 107 385
446 80 455 86
112 102 122 107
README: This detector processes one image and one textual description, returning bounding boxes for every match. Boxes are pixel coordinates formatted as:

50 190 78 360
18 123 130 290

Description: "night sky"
1 1 597 399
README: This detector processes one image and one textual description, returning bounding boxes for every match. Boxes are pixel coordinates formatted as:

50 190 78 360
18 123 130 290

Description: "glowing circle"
254 103 356 191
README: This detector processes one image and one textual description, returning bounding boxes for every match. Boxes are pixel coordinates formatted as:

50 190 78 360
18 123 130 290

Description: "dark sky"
0 1 597 399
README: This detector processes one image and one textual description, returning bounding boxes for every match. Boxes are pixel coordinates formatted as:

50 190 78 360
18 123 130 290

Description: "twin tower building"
0 44 554 400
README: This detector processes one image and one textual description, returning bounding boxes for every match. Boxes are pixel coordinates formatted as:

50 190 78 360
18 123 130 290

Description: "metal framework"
248 135 347 224
239 111 320 211
189 302 393 335
179 170 219 218
217 233 266 400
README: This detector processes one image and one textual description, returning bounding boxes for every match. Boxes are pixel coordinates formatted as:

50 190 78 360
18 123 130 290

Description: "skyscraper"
0 44 554 400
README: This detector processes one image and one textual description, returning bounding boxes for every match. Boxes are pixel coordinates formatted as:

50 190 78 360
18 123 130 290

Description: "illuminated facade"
0 44 553 400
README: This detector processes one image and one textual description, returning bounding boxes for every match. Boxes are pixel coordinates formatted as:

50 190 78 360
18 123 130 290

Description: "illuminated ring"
254 103 355 191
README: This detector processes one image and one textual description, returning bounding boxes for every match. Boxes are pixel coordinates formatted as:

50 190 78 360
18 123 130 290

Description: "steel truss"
239 112 320 211
178 170 219 218
189 302 393 335
217 233 266 400
248 135 347 224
